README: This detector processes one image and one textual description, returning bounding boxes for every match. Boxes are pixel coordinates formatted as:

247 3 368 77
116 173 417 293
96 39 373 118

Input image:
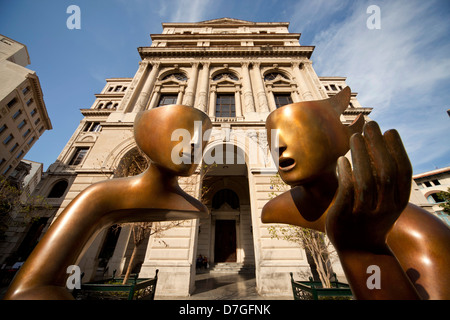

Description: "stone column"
195 62 210 112
208 84 216 118
302 60 328 99
266 84 277 112
118 60 149 112
182 62 200 107
234 84 242 118
291 84 301 102
148 85 161 109
241 62 256 113
291 61 314 101
251 62 270 113
177 84 186 105
134 62 160 112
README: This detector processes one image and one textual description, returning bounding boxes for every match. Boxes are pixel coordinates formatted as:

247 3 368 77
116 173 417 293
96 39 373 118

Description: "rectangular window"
330 84 337 91
424 181 432 187
215 94 235 117
18 120 26 130
3 165 12 176
30 108 37 117
16 150 24 159
158 94 178 107
22 86 30 95
12 109 22 120
114 86 122 92
0 124 7 134
432 179 441 186
3 134 13 145
23 129 31 138
26 98 33 106
27 136 35 146
34 118 41 126
7 97 17 108
69 147 89 165
274 93 293 109
10 143 19 153
83 122 102 132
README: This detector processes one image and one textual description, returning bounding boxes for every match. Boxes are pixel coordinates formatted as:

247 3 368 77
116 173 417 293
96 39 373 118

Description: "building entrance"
214 220 237 262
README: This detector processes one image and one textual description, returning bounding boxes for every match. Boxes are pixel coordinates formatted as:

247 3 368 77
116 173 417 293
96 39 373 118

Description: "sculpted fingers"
384 129 412 210
326 156 355 246
350 133 376 212
363 121 397 211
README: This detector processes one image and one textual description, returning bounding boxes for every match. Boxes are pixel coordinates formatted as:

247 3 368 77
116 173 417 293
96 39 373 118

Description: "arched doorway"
196 143 255 272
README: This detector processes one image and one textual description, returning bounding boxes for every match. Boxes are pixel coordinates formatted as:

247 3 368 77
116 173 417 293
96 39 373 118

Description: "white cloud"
290 0 450 173
162 0 217 22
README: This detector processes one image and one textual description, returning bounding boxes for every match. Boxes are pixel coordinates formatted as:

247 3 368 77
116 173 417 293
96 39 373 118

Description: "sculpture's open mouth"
279 157 296 171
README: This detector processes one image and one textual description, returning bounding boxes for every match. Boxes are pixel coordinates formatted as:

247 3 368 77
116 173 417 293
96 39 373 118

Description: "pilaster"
182 62 200 107
134 62 160 112
195 62 210 112
241 62 256 114
251 62 270 113
291 61 314 101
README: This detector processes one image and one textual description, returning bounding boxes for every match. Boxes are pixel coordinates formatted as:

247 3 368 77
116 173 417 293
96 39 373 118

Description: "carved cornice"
80 109 115 117
138 46 314 59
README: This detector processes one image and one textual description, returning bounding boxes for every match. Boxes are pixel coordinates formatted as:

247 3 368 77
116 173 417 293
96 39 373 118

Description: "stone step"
209 263 255 274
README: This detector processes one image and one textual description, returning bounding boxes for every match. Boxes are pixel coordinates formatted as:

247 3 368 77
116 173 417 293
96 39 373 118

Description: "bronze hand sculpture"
262 87 450 299
5 105 212 300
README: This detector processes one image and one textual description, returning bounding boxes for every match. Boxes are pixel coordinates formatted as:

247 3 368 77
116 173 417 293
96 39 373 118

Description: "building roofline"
26 72 52 130
413 166 450 179
162 18 290 28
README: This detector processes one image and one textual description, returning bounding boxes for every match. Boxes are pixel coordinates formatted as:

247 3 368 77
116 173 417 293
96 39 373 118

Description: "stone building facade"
0 35 52 177
11 18 378 297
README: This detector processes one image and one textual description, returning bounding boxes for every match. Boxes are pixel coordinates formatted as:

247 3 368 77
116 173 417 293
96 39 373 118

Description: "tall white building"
8 19 378 297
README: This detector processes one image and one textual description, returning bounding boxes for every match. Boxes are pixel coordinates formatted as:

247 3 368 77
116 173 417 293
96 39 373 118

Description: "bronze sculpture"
4 105 212 300
262 87 450 299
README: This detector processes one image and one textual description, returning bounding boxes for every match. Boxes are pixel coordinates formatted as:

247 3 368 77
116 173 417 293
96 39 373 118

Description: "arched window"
162 72 187 82
212 189 240 210
264 72 289 81
47 180 69 198
213 72 238 81
427 193 445 204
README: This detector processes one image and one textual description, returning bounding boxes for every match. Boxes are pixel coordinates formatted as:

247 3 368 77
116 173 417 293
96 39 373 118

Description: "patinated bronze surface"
262 87 450 299
5 105 212 300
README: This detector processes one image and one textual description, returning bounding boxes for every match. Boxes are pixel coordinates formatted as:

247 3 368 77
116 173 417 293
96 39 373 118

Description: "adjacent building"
0 35 52 177
413 166 450 226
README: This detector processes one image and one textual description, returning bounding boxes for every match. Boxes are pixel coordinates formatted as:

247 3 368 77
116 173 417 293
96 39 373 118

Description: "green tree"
437 187 450 213
0 175 51 240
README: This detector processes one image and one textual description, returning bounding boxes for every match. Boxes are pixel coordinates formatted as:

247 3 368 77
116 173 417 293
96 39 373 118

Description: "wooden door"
214 220 237 262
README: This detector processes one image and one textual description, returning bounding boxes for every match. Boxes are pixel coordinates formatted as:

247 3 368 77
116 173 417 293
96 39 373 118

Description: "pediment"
160 79 182 86
199 18 254 25
215 202 239 212
216 79 236 86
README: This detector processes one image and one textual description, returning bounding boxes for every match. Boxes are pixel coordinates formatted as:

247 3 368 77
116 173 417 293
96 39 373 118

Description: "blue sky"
1 0 449 174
